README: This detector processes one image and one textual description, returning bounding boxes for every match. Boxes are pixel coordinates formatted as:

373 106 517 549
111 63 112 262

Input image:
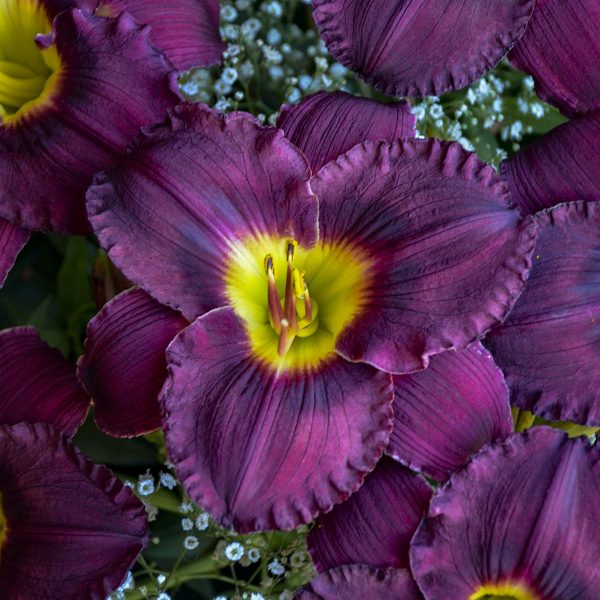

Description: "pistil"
265 255 283 331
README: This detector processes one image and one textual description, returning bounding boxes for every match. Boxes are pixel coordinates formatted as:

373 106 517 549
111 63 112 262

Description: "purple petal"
0 422 148 599
0 9 179 234
501 113 600 216
312 0 534 98
509 0 600 116
277 91 416 173
297 565 423 600
308 457 431 572
0 327 89 435
88 104 318 321
0 219 29 288
410 427 600 599
311 139 537 374
161 307 393 532
78 288 188 438
485 202 600 426
389 343 513 481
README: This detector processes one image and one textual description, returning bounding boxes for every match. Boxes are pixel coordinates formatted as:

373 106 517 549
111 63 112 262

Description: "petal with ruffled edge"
277 91 416 173
312 0 534 98
308 457 431 572
410 427 600 600
78 288 188 438
0 327 89 435
296 565 423 600
501 113 600 216
88 103 317 321
311 139 537 374
0 219 29 288
0 9 180 234
0 422 148 600
509 0 600 117
485 202 600 426
161 306 393 532
389 343 513 481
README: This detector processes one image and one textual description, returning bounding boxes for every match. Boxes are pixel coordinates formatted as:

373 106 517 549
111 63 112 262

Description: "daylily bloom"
0 219 29 288
0 327 148 599
311 0 534 97
501 0 600 214
86 95 535 532
299 427 600 600
0 5 181 233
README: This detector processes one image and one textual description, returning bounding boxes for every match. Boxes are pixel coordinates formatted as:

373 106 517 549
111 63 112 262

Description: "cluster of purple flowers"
0 0 599 598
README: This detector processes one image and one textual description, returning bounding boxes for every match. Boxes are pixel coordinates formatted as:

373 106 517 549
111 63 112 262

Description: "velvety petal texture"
485 202 600 426
509 0 600 117
277 91 416 173
0 219 29 287
312 0 534 98
296 565 423 600
88 104 317 321
0 327 89 435
0 423 148 600
501 113 600 215
78 288 188 437
311 139 537 374
389 343 513 480
410 427 600 600
0 9 180 234
161 307 393 532
308 457 431 572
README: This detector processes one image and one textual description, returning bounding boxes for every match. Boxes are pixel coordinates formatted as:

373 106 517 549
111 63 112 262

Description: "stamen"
304 287 313 323
283 242 298 332
264 254 284 330
277 318 295 357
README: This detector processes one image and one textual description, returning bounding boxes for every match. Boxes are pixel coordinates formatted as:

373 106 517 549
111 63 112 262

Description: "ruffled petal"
0 422 148 600
161 306 393 532
0 219 29 288
297 565 423 600
88 104 318 320
277 91 416 173
312 0 534 98
78 288 188 437
308 457 431 572
501 113 600 216
410 427 600 600
389 343 513 481
508 0 600 116
310 139 537 374
0 327 89 435
485 202 600 426
0 9 179 234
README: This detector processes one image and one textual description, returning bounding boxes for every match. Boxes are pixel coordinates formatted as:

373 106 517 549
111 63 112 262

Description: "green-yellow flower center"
0 0 61 124
225 236 372 370
470 582 539 600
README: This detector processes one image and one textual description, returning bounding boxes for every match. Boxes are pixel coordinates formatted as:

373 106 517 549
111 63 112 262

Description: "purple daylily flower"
0 219 29 289
85 94 535 532
311 0 535 97
501 0 600 215
0 327 148 599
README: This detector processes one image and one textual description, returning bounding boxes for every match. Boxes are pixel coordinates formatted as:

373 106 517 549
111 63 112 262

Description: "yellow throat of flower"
225 236 372 371
0 0 61 124
470 582 539 600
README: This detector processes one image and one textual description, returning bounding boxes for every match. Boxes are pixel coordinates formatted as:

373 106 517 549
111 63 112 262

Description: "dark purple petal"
308 457 431 572
78 288 188 438
0 9 179 234
389 343 513 481
277 91 416 173
310 139 537 374
296 565 423 600
312 0 534 98
0 422 148 600
485 202 600 426
501 113 600 216
0 327 89 435
509 0 600 116
161 307 393 532
410 427 600 600
88 104 317 321
0 219 29 288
